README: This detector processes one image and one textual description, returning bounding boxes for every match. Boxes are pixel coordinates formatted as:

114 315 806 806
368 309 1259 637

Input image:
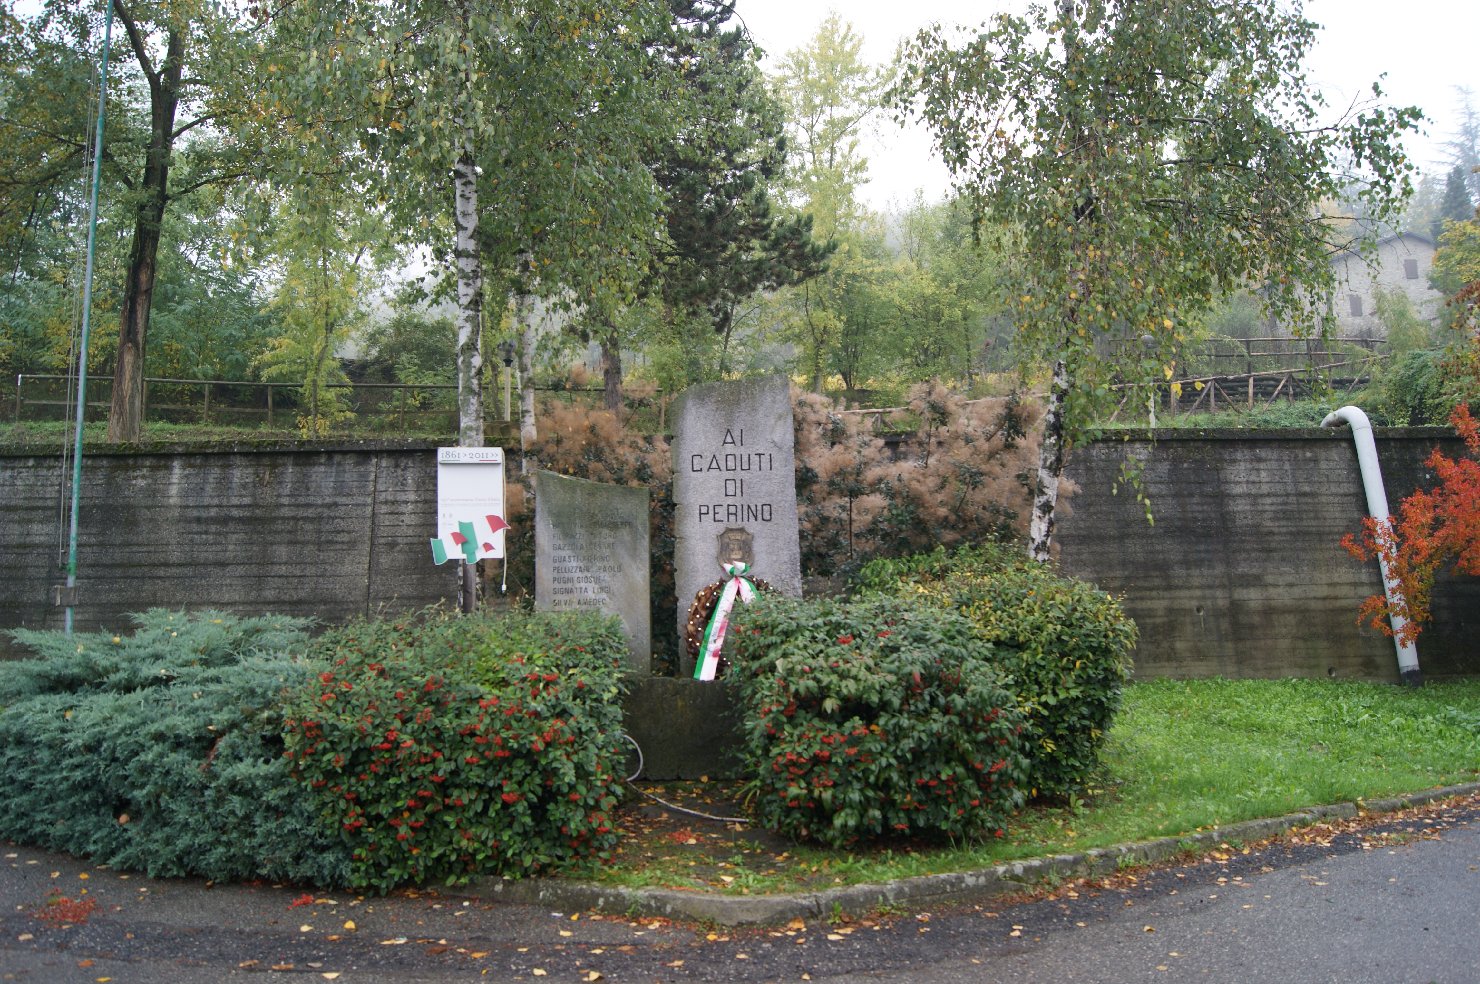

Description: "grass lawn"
593 678 1480 894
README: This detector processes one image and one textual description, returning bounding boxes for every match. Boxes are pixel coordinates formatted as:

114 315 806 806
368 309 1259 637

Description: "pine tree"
1434 165 1476 241
649 1 832 383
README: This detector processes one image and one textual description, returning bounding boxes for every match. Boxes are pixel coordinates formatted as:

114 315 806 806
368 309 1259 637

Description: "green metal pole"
64 1 115 634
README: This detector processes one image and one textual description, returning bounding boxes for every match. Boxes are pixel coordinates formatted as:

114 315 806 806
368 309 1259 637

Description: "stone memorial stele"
534 471 650 673
672 374 802 674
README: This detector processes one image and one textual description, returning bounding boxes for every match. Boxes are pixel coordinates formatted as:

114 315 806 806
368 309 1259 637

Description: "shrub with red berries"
726 596 1028 847
282 609 628 892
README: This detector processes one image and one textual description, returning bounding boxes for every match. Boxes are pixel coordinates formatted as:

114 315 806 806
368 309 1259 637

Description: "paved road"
4 797 1478 983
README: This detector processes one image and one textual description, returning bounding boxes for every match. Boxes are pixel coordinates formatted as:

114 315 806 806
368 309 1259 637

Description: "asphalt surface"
4 790 1479 983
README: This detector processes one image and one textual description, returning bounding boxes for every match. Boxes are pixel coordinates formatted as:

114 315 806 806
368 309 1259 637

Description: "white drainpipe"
1320 406 1422 685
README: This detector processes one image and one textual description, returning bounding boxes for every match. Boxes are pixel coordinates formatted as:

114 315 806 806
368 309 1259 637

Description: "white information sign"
430 447 508 564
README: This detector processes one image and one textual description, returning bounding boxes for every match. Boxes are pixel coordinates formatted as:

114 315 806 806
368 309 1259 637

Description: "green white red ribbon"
694 562 756 681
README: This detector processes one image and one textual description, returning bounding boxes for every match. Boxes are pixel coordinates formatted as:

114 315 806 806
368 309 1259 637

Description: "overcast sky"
733 0 1479 211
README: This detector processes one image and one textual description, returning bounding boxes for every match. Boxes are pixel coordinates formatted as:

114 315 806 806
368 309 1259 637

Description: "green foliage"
253 174 391 438
0 4 130 382
7 0 281 441
893 0 1420 556
1201 291 1265 342
282 609 628 892
1432 215 1480 310
726 595 1029 847
1149 398 1346 430
357 309 457 388
765 13 887 392
1372 349 1453 426
896 201 1008 384
145 203 283 386
772 13 883 241
0 611 347 885
1434 165 1475 241
856 546 1137 800
895 0 1420 381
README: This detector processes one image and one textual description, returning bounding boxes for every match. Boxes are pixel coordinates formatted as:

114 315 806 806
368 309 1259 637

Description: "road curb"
460 781 1480 926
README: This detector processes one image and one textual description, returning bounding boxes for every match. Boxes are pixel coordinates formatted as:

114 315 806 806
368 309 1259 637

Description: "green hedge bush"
856 545 1137 800
726 596 1028 847
0 611 348 885
283 609 629 892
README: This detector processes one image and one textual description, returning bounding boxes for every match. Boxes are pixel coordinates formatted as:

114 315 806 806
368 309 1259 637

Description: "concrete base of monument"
621 676 742 780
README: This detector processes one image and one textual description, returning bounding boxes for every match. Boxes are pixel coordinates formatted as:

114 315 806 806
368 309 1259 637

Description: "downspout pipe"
1320 406 1422 685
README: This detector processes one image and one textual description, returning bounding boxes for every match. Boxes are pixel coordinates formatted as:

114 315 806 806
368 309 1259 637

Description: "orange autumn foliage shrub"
1342 403 1480 644
508 382 1042 665
794 382 1043 577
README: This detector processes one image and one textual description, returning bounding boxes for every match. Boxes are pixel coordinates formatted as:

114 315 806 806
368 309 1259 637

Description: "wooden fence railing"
12 374 669 433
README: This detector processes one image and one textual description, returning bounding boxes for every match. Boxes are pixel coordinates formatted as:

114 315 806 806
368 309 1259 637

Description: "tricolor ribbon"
694 562 757 681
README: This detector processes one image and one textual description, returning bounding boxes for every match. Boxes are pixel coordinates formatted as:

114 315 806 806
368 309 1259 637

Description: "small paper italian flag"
430 514 510 564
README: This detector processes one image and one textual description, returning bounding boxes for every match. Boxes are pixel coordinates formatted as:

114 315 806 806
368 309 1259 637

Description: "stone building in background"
1327 232 1444 338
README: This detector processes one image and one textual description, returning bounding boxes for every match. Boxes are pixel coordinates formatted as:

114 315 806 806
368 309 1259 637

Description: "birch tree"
893 0 1420 560
272 0 675 448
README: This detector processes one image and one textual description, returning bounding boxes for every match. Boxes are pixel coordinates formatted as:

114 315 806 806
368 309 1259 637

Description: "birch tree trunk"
451 2 484 613
1028 356 1070 562
512 253 538 458
452 141 483 448
1026 0 1085 564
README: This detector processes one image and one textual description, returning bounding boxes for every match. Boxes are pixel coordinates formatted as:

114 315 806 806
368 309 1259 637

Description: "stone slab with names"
672 374 801 673
534 471 650 673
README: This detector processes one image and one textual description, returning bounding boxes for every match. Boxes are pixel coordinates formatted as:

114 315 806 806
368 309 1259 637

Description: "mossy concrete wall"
0 440 455 649
1055 427 1477 683
3 428 1475 773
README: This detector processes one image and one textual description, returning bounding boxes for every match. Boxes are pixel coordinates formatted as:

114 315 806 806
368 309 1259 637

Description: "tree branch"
170 167 255 198
111 0 159 90
172 112 220 140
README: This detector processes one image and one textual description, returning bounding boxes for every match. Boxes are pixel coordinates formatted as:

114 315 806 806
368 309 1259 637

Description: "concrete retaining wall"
0 440 455 648
1055 427 1477 682
3 430 1474 681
